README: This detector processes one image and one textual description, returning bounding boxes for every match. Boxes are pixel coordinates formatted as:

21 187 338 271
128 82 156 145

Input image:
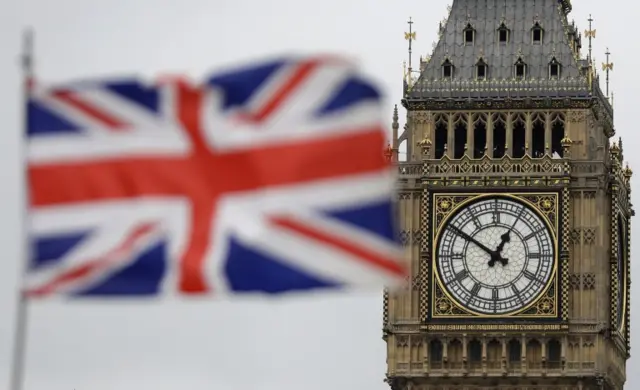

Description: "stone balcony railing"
397 156 608 181
391 359 595 377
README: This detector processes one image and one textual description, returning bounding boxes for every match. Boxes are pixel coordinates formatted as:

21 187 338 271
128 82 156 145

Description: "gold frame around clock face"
430 192 560 320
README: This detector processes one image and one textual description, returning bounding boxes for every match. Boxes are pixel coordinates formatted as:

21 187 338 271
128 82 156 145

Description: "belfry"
383 1 632 389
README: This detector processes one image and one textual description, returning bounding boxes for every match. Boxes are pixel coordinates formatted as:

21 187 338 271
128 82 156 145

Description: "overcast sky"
0 0 638 389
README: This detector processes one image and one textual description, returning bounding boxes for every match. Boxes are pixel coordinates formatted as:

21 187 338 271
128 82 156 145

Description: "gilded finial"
585 14 596 62
417 137 432 157
624 164 633 178
611 141 620 154
404 17 416 41
561 136 572 157
404 17 416 91
417 138 432 146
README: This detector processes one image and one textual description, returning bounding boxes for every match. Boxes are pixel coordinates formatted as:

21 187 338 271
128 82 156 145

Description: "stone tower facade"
383 1 633 389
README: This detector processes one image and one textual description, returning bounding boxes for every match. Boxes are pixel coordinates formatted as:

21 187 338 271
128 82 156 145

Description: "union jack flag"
25 56 406 297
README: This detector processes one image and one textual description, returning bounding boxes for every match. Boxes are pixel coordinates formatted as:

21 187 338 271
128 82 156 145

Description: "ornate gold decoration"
418 188 430 321
424 323 568 331
429 192 560 320
433 284 466 316
560 185 570 321
404 31 416 41
519 194 558 224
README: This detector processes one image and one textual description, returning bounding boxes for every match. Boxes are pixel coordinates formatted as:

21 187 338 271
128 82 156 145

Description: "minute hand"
450 226 496 255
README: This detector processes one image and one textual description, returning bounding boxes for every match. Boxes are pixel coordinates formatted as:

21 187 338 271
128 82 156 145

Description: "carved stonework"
583 228 596 244
568 110 586 123
412 111 432 125
582 273 596 289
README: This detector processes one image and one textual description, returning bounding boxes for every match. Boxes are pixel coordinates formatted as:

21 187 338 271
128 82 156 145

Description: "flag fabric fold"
25 55 406 298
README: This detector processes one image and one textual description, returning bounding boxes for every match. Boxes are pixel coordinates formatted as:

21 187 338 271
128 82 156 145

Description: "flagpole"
9 27 35 390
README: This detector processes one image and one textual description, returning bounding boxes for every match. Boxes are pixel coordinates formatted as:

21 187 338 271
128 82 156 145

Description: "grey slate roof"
407 0 592 99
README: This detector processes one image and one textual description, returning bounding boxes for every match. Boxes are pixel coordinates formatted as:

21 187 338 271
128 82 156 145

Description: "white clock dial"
436 197 555 315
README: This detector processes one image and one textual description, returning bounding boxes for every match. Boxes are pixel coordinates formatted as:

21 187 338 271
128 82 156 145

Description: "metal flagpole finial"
602 48 613 98
404 17 416 87
585 14 596 63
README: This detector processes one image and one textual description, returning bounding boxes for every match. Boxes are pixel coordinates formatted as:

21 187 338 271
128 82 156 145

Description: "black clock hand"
492 231 511 266
492 207 524 266
449 226 496 256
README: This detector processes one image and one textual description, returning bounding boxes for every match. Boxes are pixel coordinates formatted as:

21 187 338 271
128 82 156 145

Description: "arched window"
531 113 546 158
526 339 542 370
548 339 562 369
476 57 488 80
492 113 506 158
473 113 487 158
508 339 522 369
532 22 544 43
468 339 482 370
434 114 448 159
453 114 468 159
551 113 566 157
512 113 526 158
515 57 527 79
486 339 501 370
449 339 463 369
497 22 510 44
464 23 475 45
429 339 444 369
549 57 562 79
443 58 454 79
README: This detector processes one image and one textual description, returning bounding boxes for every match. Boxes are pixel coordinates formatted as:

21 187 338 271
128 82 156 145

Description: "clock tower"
383 1 634 389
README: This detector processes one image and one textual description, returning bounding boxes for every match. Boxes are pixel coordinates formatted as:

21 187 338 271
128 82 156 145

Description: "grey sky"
0 0 637 389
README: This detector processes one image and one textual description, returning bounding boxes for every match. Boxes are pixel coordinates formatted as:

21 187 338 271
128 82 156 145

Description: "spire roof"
407 0 590 100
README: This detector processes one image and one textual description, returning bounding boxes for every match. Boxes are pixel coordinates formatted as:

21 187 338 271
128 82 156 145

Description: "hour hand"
449 226 495 255
496 231 511 253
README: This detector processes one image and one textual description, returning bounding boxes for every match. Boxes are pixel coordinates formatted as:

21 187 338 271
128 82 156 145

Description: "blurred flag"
25 56 406 298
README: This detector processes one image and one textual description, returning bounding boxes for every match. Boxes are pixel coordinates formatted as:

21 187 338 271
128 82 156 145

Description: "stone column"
467 112 474 158
506 113 513 157
521 334 527 374
487 113 494 158
525 112 532 156
545 112 552 156
447 114 455 158
462 334 468 370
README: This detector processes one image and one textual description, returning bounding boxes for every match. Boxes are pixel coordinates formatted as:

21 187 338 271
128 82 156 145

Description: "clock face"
436 196 555 315
617 216 626 329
